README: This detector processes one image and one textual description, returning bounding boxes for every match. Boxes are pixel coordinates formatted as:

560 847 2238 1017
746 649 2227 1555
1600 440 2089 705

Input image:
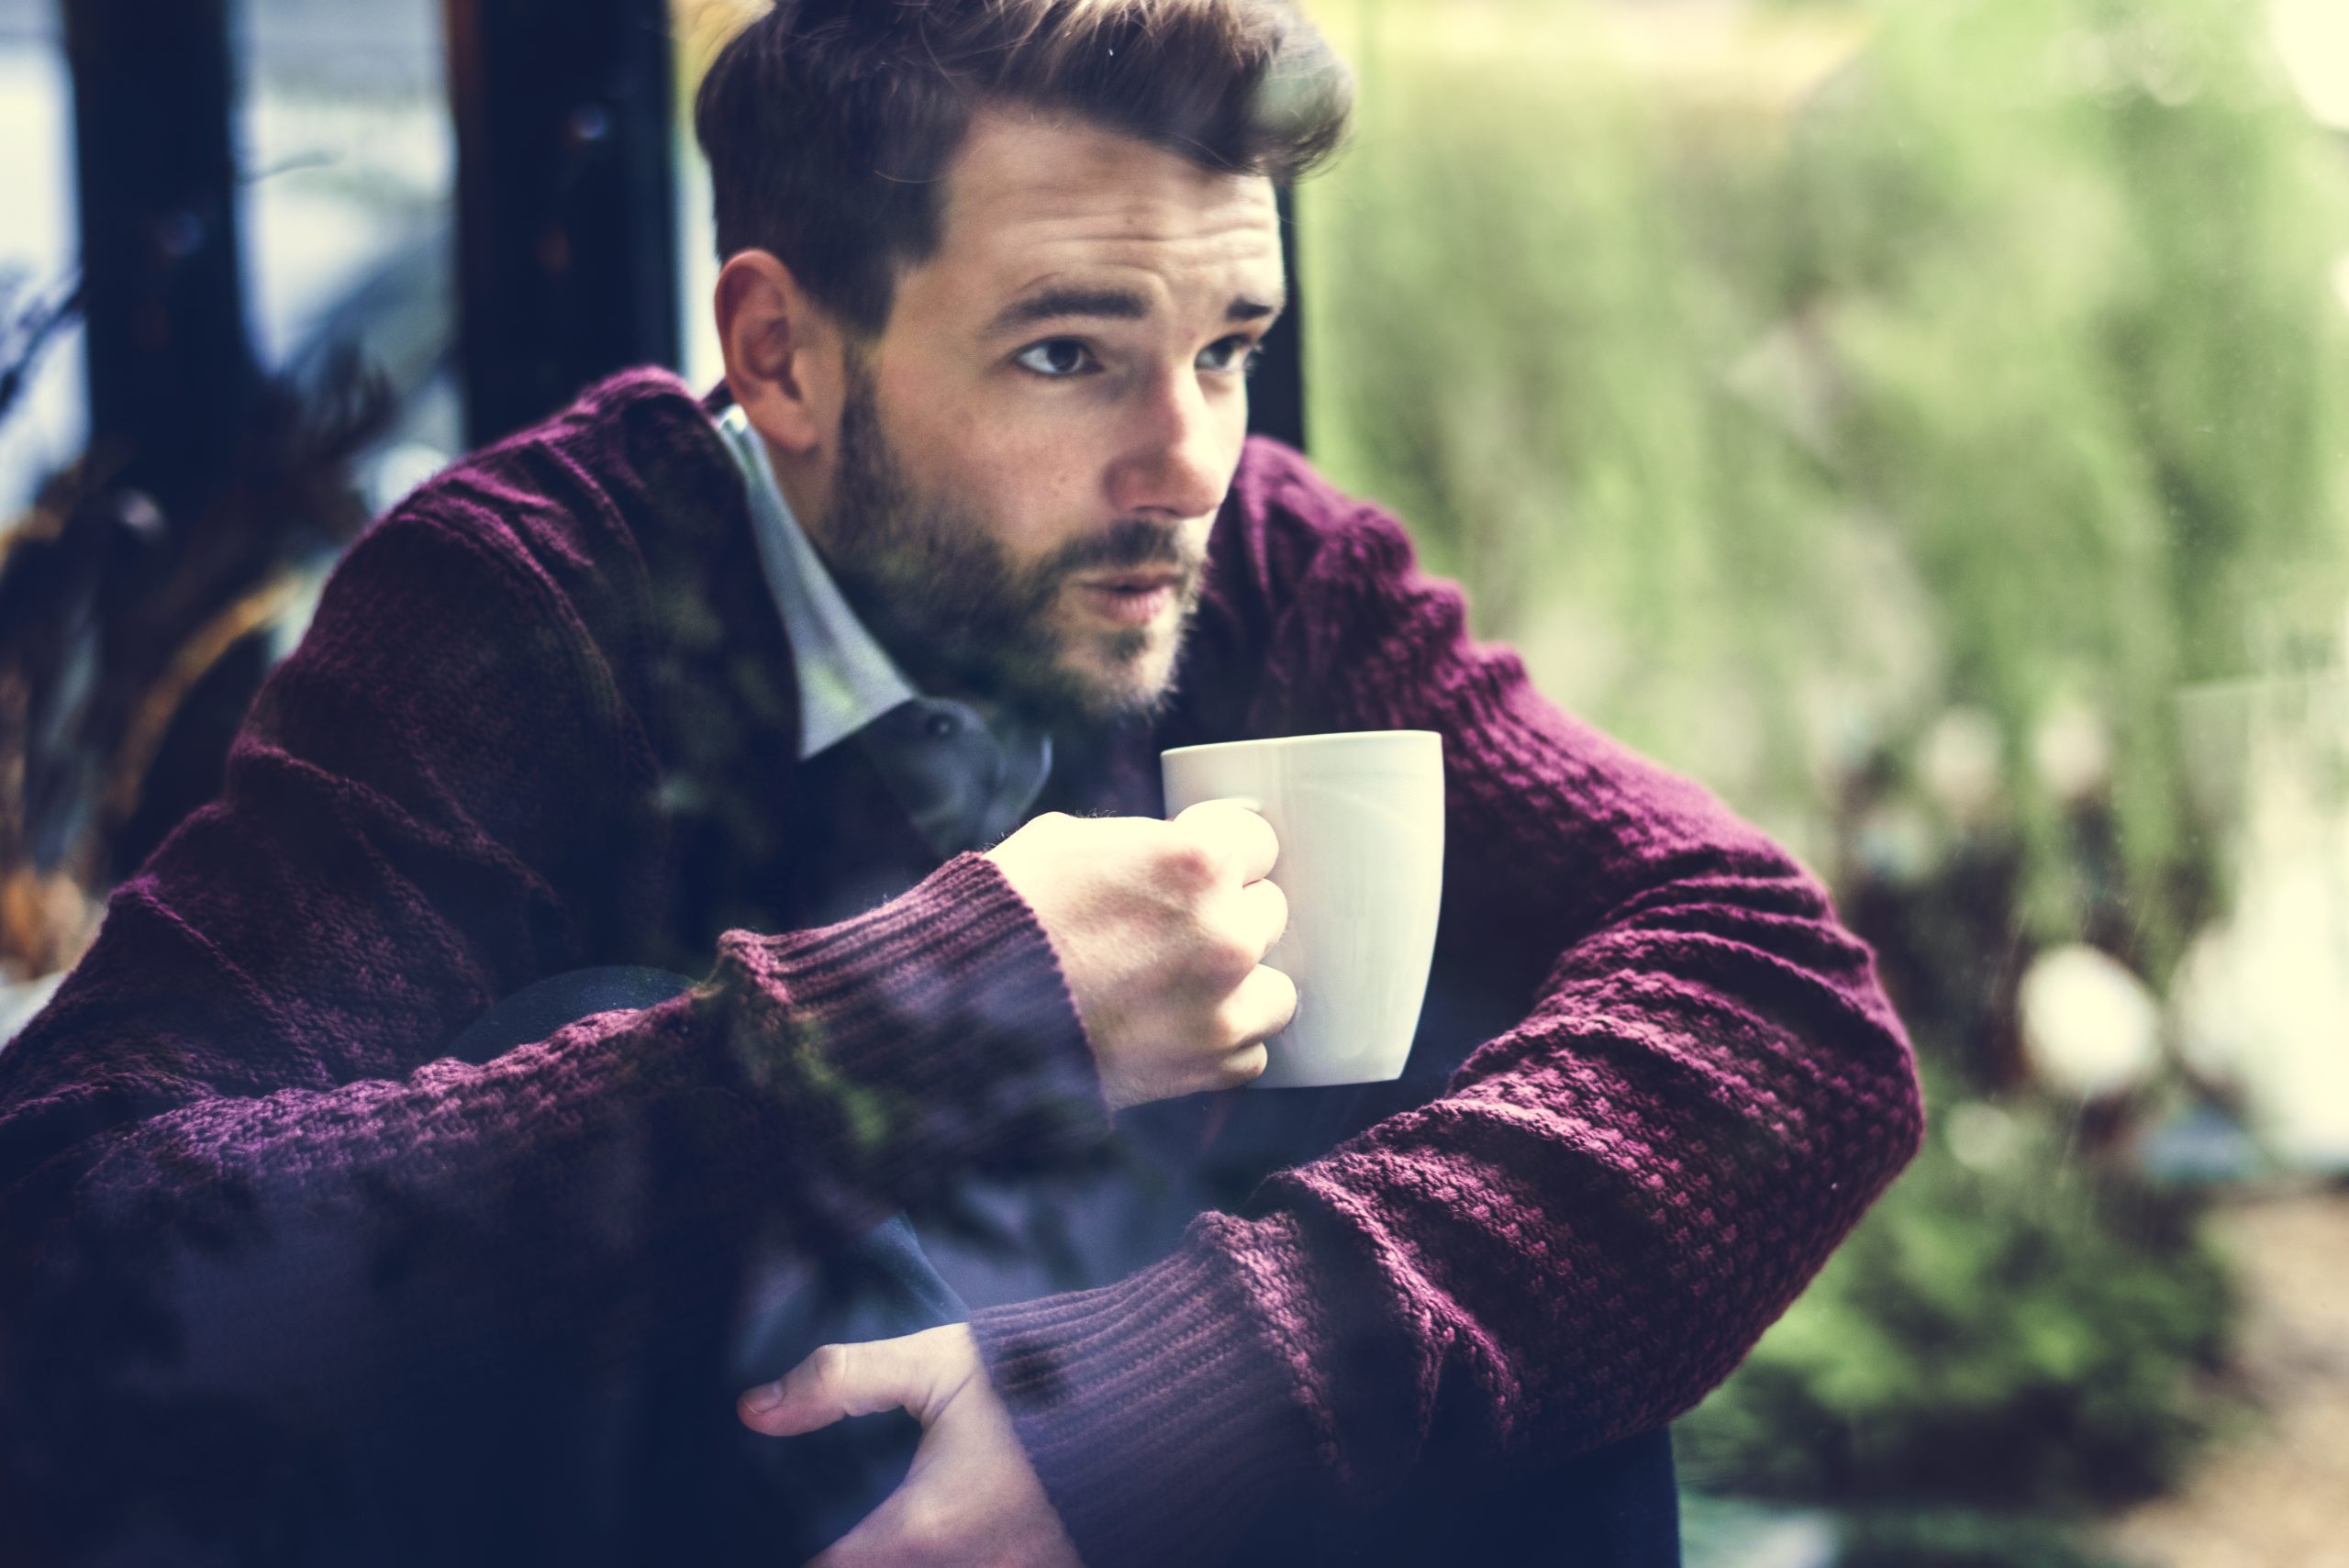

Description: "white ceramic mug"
1161 729 1444 1089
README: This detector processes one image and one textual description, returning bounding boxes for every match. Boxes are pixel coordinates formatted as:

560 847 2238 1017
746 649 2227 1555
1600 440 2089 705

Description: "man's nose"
1106 370 1233 522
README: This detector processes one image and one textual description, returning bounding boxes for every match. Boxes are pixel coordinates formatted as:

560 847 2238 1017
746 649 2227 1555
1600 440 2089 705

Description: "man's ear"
714 250 845 457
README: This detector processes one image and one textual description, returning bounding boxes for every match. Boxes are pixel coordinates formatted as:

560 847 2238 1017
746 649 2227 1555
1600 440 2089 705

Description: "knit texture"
0 368 1923 1566
970 440 1927 1565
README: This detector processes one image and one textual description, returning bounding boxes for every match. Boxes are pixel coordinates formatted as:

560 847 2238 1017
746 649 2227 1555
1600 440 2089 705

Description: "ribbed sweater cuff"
968 1221 1326 1568
714 851 1108 1193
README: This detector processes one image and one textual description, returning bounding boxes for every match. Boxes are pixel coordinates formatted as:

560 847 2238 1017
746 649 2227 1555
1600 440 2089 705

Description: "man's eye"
1014 339 1097 378
1198 336 1264 376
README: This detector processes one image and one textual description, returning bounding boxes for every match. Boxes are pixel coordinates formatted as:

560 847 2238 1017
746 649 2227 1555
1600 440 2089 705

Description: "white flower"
1945 1100 2025 1172
1919 707 2003 822
2170 859 2349 1173
2019 943 2161 1098
2032 698 2112 805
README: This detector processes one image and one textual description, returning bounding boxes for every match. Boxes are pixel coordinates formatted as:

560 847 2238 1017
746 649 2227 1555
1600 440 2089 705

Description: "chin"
1025 592 1197 727
1060 639 1181 727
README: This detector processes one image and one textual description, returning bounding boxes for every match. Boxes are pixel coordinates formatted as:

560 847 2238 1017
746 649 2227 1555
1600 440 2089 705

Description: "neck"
763 435 837 559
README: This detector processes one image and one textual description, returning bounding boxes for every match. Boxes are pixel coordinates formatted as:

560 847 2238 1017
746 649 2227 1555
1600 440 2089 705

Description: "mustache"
1039 517 1199 581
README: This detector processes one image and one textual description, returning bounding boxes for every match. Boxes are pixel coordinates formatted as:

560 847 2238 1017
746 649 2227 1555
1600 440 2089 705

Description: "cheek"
964 440 1103 564
874 361 1121 562
885 409 1055 560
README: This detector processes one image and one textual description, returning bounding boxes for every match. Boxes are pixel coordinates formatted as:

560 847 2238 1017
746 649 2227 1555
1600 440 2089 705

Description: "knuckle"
1210 991 1262 1051
1162 837 1219 893
806 1341 851 1393
1257 880 1291 943
1216 967 1295 1048
1248 810 1281 858
1262 982 1298 1036
1182 935 1255 1000
1204 1005 1243 1054
1209 929 1262 979
1224 1043 1270 1085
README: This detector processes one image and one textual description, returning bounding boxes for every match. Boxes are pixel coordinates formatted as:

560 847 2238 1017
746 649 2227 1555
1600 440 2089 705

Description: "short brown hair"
692 0 1353 336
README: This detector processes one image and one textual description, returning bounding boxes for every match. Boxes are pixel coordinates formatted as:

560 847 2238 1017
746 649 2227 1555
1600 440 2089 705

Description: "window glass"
673 0 761 395
236 0 459 495
0 3 83 521
1301 2 2349 1557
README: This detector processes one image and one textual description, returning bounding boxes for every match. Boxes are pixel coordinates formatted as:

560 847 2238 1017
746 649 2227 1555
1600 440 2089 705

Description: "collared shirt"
712 405 1052 856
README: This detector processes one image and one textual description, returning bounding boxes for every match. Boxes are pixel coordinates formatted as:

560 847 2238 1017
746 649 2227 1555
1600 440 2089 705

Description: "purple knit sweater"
0 369 1922 1564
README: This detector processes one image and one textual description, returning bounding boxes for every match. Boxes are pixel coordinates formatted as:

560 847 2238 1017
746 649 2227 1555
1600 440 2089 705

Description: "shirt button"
925 711 960 740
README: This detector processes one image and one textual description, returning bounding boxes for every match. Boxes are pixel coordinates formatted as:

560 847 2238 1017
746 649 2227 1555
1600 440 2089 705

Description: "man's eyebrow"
985 286 1152 336
983 287 1289 336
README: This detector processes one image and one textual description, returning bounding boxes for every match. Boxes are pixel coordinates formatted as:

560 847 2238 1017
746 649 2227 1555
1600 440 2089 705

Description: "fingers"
738 1336 924 1438
1233 876 1289 959
1222 962 1297 1055
1173 798 1280 885
1219 1040 1271 1088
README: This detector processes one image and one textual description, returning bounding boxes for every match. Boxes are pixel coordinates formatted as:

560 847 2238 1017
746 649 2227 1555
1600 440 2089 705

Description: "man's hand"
738 1324 1083 1568
984 802 1296 1109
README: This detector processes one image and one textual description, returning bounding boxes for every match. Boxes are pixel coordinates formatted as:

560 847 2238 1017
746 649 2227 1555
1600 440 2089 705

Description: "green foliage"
1303 0 2349 973
1675 1079 2237 1511
1836 1507 2131 1568
1308 0 1837 802
1300 0 2333 1527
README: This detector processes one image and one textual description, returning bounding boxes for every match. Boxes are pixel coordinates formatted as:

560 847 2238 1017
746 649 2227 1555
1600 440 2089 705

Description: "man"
0 2 1924 1564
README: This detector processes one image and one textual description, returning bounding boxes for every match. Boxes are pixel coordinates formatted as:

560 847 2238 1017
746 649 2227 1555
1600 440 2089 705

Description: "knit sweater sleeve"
966 456 1925 1566
0 502 1104 1541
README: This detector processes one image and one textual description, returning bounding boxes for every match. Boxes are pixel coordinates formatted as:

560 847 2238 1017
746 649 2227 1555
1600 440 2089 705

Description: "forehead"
912 106 1285 319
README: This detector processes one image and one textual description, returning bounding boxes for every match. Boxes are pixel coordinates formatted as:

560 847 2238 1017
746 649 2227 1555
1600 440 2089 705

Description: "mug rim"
1161 728 1441 762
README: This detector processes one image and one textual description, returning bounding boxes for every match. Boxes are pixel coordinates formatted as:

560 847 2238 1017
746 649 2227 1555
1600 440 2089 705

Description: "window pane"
237 0 460 490
0 6 84 521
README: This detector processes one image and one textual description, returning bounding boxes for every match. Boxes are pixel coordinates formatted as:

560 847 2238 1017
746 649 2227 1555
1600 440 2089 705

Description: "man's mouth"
1074 572 1183 627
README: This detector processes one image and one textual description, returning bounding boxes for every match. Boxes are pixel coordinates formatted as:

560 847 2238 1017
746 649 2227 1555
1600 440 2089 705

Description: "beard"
813 354 1208 732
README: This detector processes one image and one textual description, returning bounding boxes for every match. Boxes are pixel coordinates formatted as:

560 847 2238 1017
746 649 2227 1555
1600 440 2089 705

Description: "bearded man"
0 3 1923 1565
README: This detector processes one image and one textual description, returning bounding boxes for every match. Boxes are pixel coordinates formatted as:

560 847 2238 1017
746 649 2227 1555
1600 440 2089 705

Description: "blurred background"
2 0 2345 1562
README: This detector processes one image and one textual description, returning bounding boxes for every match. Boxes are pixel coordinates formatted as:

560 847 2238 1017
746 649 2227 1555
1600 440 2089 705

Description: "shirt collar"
712 404 918 759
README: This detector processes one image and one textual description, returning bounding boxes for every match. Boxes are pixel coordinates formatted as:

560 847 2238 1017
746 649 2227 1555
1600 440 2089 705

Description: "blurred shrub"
1674 1078 2236 1512
1304 0 2349 976
1300 0 2329 1534
1836 1507 2132 1568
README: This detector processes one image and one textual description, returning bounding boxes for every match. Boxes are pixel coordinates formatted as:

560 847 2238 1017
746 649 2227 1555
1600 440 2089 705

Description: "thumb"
738 1335 933 1438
